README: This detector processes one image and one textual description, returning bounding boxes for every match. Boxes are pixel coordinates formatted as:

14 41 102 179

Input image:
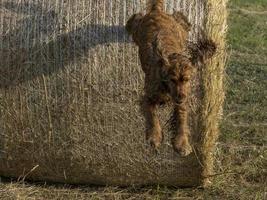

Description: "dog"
126 0 216 156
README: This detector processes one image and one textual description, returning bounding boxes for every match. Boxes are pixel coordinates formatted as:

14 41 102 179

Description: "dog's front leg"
172 85 192 156
142 96 162 148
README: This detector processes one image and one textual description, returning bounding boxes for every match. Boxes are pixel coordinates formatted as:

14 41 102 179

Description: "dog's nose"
175 99 182 104
178 92 186 99
175 94 186 104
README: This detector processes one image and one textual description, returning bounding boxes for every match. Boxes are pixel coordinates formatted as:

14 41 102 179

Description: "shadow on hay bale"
0 0 227 187
0 2 126 88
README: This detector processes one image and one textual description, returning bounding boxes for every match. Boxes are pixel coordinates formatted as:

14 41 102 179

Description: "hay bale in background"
0 0 227 186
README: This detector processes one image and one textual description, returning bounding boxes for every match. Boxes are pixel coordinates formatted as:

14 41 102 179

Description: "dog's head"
126 13 144 43
161 54 193 103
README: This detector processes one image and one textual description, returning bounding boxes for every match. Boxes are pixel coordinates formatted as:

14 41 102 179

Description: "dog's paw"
146 127 162 149
172 134 192 157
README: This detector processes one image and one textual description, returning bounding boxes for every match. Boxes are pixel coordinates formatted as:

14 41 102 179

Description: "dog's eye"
180 76 190 82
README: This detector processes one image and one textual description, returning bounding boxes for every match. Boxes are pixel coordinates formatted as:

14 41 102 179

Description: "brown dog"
126 0 216 156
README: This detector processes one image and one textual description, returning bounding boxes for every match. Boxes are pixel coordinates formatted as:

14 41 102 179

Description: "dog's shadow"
0 2 129 88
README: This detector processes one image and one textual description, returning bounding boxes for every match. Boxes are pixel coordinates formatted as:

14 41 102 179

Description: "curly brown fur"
126 0 216 156
147 0 165 12
188 29 217 65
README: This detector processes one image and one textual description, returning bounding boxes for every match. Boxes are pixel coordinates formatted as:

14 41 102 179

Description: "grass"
1 0 267 199
229 0 267 11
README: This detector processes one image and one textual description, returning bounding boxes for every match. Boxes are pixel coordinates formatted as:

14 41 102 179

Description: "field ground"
0 0 266 199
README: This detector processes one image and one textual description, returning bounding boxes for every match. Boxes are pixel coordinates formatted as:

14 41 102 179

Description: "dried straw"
0 0 227 187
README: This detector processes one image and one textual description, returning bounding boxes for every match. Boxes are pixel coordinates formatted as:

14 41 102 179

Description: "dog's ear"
126 13 144 35
172 11 191 32
187 29 217 65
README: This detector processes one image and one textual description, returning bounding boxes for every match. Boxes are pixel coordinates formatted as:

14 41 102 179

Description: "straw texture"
0 0 227 186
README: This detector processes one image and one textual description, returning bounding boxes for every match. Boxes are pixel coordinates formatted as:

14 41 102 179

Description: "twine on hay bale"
0 0 227 187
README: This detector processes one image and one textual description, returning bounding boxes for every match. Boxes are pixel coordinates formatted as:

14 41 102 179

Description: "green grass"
218 1 267 198
229 0 267 10
1 0 267 199
228 8 267 57
221 0 267 148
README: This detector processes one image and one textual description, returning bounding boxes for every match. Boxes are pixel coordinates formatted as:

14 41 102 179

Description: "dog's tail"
188 31 217 65
147 0 165 12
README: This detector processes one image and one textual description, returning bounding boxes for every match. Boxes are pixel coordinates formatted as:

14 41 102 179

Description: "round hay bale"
0 0 227 187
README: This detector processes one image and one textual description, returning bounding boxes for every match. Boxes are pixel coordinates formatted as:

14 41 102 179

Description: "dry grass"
198 0 228 185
